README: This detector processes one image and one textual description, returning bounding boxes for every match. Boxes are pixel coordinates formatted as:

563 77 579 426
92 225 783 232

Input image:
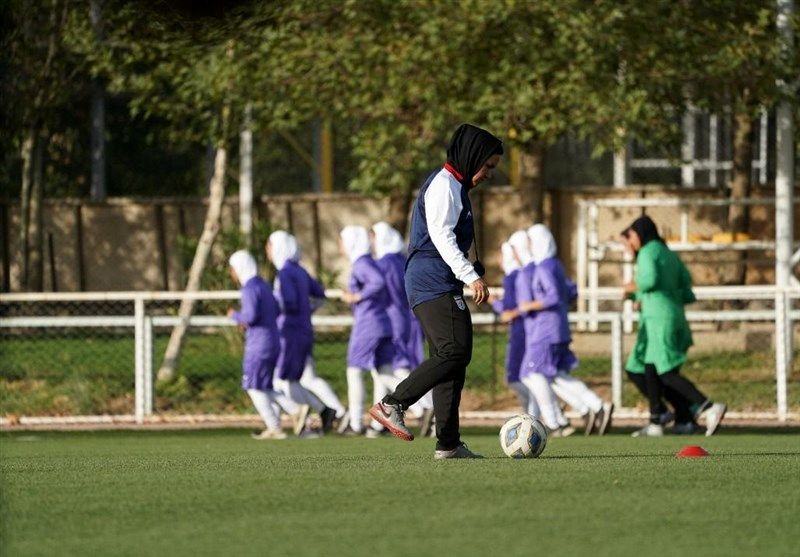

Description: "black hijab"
623 215 662 251
446 124 504 189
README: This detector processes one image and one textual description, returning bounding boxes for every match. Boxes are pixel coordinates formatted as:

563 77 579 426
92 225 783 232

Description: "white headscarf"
501 242 520 275
229 250 258 285
371 221 406 259
508 230 533 266
268 230 299 270
528 224 557 264
340 225 371 263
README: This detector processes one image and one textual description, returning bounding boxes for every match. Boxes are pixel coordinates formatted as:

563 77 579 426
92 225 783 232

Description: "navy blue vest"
404 169 475 308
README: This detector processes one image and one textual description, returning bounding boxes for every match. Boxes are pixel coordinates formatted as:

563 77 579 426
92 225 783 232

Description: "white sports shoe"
631 423 664 437
700 402 727 436
251 428 288 440
292 405 310 436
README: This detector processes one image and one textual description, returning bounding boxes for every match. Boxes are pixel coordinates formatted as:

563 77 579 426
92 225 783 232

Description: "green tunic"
626 240 696 374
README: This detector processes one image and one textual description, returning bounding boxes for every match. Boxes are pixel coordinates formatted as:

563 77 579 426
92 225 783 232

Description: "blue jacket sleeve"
515 269 535 315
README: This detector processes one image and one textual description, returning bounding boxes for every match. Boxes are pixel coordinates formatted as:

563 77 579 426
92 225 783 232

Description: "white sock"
287 380 324 412
271 386 299 415
346 366 366 432
522 374 561 430
369 366 393 429
508 381 540 418
300 357 346 417
552 371 602 414
246 389 281 430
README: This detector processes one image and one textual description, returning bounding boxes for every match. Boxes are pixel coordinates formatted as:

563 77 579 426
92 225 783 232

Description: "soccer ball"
499 414 548 458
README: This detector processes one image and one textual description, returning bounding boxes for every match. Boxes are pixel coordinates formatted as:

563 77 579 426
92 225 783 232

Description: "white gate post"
611 314 623 409
775 290 789 422
144 315 154 416
134 297 145 424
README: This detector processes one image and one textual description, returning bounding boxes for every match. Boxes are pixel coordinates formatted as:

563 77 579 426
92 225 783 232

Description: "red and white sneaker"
368 402 414 441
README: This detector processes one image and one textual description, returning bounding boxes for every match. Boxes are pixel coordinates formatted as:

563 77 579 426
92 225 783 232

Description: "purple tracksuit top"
517 258 578 378
492 269 524 383
275 260 325 334
528 258 576 345
375 252 414 369
349 255 393 341
231 276 281 389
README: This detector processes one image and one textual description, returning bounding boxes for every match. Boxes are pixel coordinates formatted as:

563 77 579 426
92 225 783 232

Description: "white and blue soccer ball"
499 414 548 458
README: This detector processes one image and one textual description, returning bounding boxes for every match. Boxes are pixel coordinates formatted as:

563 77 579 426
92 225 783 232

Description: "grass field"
2 429 799 557
2 331 799 416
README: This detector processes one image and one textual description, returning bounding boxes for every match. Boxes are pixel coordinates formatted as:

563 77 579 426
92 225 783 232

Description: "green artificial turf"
1 429 799 557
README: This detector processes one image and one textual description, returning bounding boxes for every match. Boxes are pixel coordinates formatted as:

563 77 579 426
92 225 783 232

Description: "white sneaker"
335 410 351 434
292 405 310 436
551 425 576 438
700 402 727 436
251 428 287 440
583 409 597 436
595 402 614 436
631 423 664 437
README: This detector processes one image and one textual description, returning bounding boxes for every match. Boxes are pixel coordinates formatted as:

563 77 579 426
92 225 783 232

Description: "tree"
2 0 84 291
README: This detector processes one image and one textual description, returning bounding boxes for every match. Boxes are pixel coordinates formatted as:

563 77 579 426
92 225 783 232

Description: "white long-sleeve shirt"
423 169 481 286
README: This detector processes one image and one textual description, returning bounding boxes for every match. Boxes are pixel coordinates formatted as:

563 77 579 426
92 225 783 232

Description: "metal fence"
1 289 798 424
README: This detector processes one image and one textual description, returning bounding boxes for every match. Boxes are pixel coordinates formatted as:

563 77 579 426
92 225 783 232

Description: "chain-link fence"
1 291 798 422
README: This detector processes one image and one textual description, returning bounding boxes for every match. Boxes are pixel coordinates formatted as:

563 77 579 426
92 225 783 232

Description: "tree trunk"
729 111 753 285
239 103 253 247
387 186 415 236
89 0 106 201
28 134 45 292
729 112 753 235
158 140 229 382
18 131 34 290
519 140 546 223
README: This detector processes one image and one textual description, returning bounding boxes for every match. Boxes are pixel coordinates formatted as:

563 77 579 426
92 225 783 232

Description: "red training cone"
676 445 709 458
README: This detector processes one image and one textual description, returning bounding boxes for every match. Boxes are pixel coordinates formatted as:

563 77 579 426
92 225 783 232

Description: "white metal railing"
1 289 796 423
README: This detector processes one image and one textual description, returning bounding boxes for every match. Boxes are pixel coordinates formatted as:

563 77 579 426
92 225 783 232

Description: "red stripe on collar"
443 163 464 182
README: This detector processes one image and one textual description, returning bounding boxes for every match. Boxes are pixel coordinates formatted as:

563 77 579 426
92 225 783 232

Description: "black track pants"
386 293 472 450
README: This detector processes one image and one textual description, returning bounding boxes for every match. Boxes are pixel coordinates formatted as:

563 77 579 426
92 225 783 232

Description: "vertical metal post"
588 203 599 331
134 297 145 424
775 0 795 421
622 251 634 334
611 315 623 409
775 290 789 421
144 315 154 416
613 143 630 188
576 201 588 331
680 209 689 243
759 109 768 185
681 109 696 188
709 114 719 187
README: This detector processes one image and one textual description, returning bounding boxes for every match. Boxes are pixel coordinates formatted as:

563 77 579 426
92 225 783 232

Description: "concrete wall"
2 185 797 292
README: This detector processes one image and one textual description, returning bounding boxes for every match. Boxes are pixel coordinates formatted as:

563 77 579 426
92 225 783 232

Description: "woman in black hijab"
621 215 727 437
369 123 503 458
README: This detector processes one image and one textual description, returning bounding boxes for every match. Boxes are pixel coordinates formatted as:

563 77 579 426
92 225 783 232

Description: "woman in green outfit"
621 216 726 437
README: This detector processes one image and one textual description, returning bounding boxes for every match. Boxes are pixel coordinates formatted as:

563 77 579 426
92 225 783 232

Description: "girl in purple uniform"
370 222 434 434
518 224 613 435
268 231 346 433
491 241 538 417
227 250 286 440
339 225 395 434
